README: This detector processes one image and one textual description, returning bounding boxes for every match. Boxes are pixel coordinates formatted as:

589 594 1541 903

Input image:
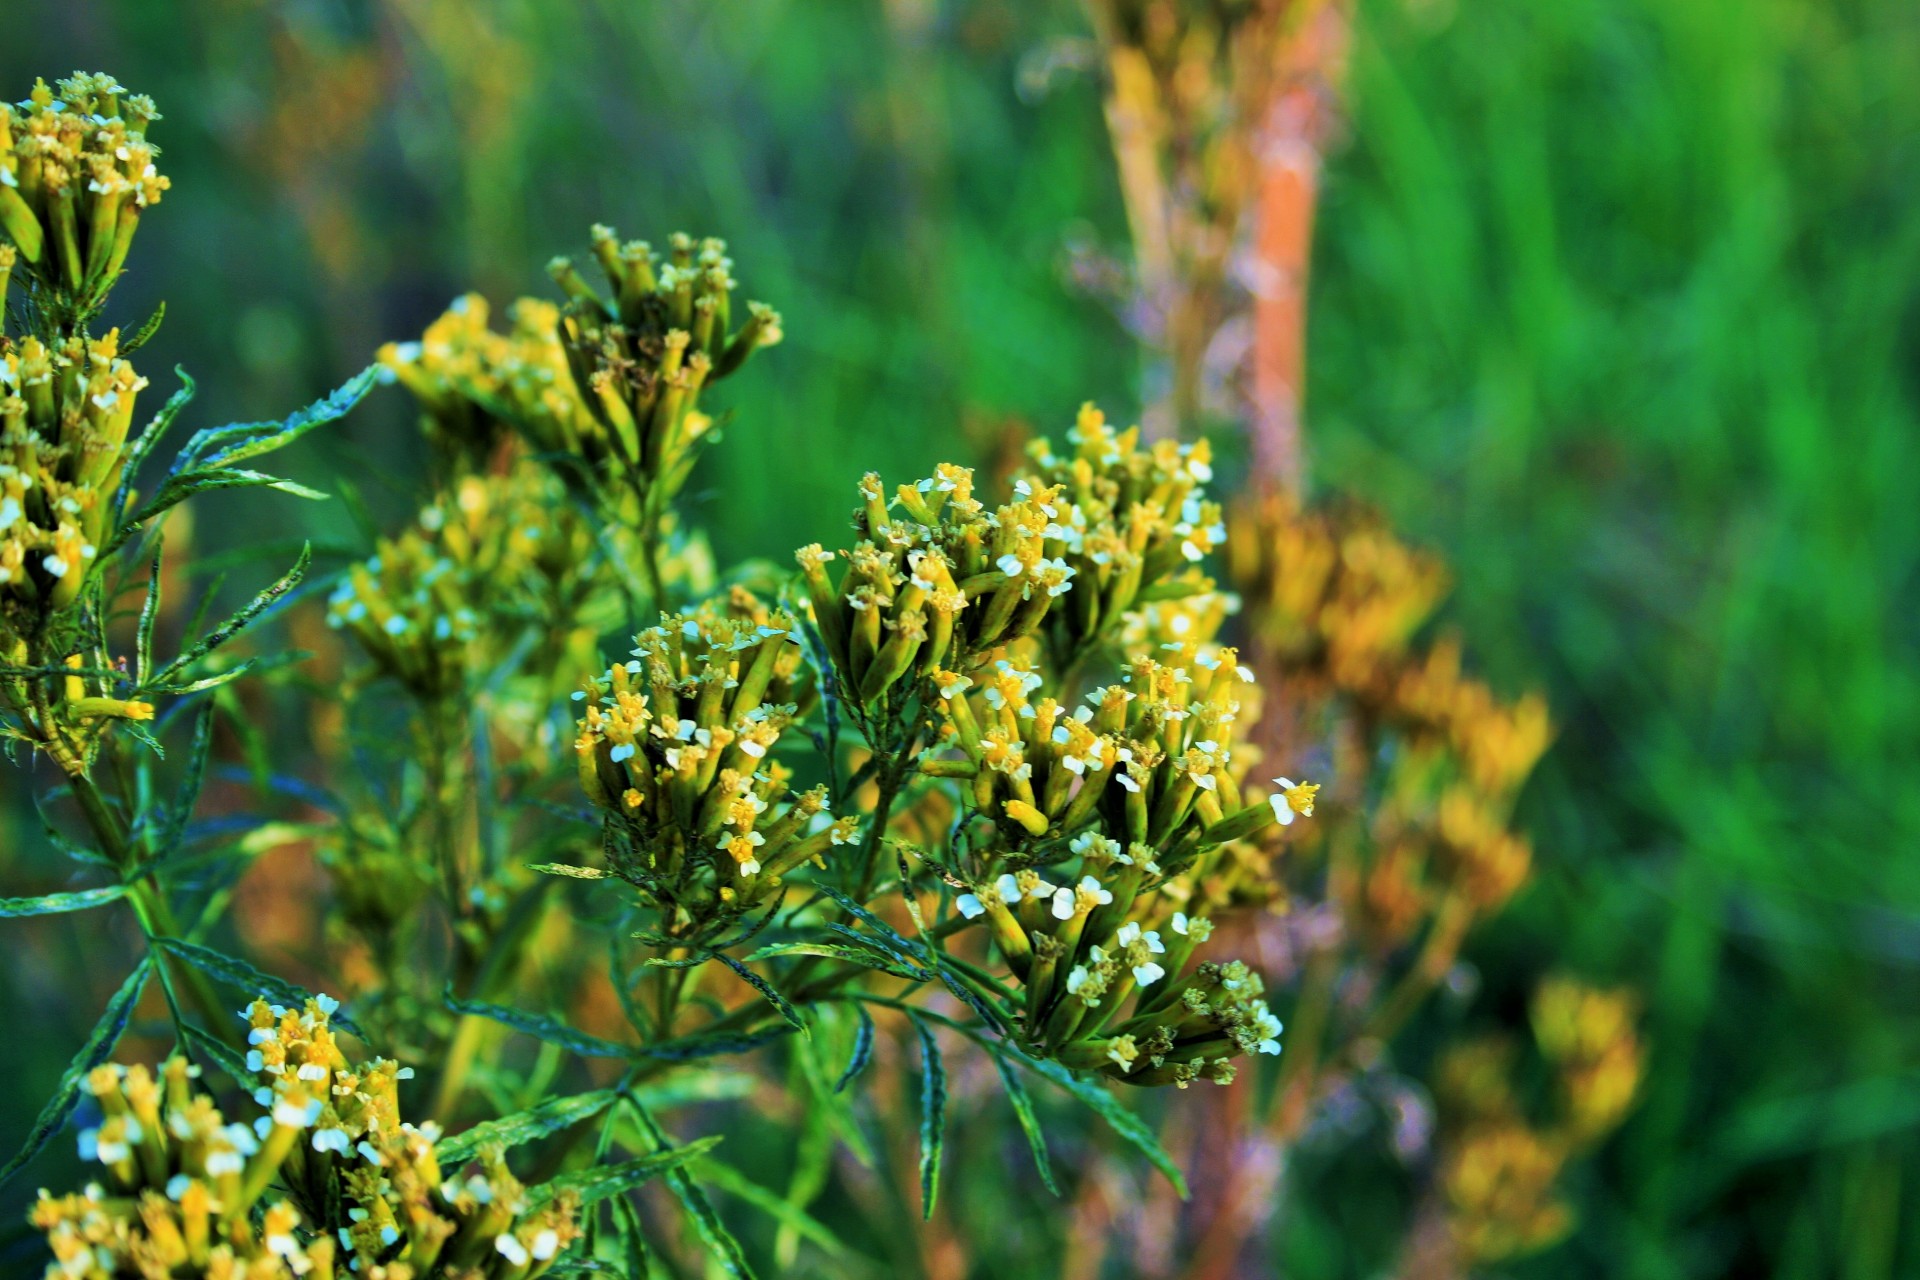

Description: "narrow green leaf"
612 1193 653 1277
816 887 924 969
181 1021 261 1088
123 469 327 547
911 1013 947 1220
528 1135 723 1210
630 1102 758 1279
152 544 311 686
150 700 214 864
993 1051 1060 1195
530 863 609 879
136 538 163 686
835 1004 875 1095
181 366 377 470
157 938 363 1038
443 989 629 1058
119 300 166 355
0 885 126 918
1012 1049 1188 1198
638 1025 795 1062
436 1089 619 1168
746 939 926 982
715 954 807 1035
0 958 150 1187
693 1156 851 1261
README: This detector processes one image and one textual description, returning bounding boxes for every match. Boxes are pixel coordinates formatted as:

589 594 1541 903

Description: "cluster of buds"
952 832 1287 1088
1436 1123 1575 1265
1015 403 1220 658
327 471 601 703
794 461 1079 714
548 226 781 507
1425 979 1644 1264
1393 636 1552 797
34 1056 333 1279
925 643 1308 867
379 294 591 477
1225 491 1551 937
0 74 169 320
31 994 580 1279
575 600 850 913
1 329 144 621
328 534 482 705
1226 492 1452 701
1529 978 1644 1145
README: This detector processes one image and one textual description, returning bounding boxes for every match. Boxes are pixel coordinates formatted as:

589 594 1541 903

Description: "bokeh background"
4 0 1917 1275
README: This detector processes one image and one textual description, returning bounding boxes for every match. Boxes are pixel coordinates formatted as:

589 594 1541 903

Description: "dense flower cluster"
379 294 586 477
925 644 1309 1086
763 417 1308 1089
1429 979 1643 1263
575 597 843 914
1017 403 1220 658
327 471 602 703
1 329 144 618
1225 494 1551 929
382 228 781 511
31 996 579 1279
0 74 169 318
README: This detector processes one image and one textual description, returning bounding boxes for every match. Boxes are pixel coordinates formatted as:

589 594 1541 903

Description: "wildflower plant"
1 70 375 1066
0 45 1637 1280
304 197 1329 1265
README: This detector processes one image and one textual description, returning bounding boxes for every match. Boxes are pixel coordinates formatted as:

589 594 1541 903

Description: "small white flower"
956 894 986 920
1051 887 1077 920
1132 961 1166 987
1271 777 1300 825
495 1234 531 1267
273 1097 322 1129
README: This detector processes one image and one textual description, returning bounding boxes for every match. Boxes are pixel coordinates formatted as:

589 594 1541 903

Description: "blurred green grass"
3 0 1916 1274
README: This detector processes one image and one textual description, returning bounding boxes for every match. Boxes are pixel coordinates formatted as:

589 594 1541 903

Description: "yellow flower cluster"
384 227 780 511
1 329 144 619
1530 977 1644 1145
926 644 1315 1087
328 470 603 702
956 830 1290 1088
926 643 1290 857
379 294 588 476
31 995 579 1280
1227 494 1550 925
1437 1124 1575 1264
1429 978 1644 1263
795 407 1215 714
794 463 1046 710
1018 402 1220 657
1226 493 1451 700
574 600 846 908
551 226 781 501
0 74 169 317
